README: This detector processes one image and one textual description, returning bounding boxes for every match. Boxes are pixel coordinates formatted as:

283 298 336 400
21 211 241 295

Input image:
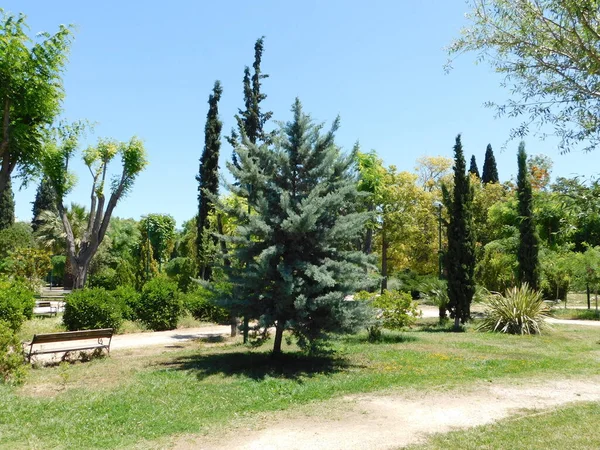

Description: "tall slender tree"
481 144 499 184
31 176 57 232
443 134 476 329
227 37 273 342
196 81 223 280
0 178 15 230
468 155 480 178
516 142 539 290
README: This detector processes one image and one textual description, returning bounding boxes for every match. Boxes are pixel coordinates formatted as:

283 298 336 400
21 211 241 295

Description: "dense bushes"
112 285 141 321
182 287 229 324
137 278 183 331
0 322 27 385
63 288 124 332
0 278 35 331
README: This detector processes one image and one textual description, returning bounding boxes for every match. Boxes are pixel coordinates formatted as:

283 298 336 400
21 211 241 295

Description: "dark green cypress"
443 135 476 329
31 176 58 232
516 142 540 290
469 155 480 178
196 81 223 280
0 178 15 231
481 144 499 184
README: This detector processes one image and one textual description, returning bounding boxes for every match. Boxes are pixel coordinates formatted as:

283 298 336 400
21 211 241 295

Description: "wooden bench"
26 328 114 362
33 301 58 317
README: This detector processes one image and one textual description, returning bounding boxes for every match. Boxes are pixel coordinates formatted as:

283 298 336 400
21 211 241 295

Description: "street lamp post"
433 201 443 280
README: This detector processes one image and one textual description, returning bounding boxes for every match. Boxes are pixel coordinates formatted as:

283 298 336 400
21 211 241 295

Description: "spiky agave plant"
477 283 550 335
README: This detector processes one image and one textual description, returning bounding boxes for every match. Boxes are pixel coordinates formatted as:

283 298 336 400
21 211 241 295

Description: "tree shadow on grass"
417 323 467 333
341 332 418 345
160 350 356 382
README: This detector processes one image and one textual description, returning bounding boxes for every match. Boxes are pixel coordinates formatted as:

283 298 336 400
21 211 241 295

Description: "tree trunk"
381 221 388 294
272 320 285 356
454 315 460 330
72 259 90 290
587 283 591 310
230 314 238 337
243 317 249 344
438 305 446 324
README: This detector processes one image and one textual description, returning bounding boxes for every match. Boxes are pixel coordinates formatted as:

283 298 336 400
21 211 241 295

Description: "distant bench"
25 328 114 362
33 301 58 317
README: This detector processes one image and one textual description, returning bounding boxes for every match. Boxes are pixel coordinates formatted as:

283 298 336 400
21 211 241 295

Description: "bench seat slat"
30 344 109 356
31 329 113 344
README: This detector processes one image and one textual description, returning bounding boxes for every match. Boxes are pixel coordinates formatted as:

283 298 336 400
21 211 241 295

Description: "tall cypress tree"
196 81 223 280
0 178 15 230
468 155 480 178
481 144 499 184
516 142 539 290
443 135 476 329
220 99 372 355
31 176 58 232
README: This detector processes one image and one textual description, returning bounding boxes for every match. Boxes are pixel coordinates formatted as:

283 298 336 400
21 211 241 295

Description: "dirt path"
110 325 231 350
173 378 600 450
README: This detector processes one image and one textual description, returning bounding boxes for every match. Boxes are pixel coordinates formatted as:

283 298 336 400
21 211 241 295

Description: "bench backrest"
31 328 113 345
36 301 53 308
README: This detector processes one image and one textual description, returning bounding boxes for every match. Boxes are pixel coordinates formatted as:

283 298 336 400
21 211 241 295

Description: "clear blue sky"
6 0 600 226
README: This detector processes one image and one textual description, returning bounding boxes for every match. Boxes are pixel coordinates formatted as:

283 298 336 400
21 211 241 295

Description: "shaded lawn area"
1 324 599 449
552 308 600 321
407 401 600 450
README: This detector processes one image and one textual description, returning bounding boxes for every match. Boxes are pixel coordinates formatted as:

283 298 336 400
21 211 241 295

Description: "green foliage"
0 222 34 262
138 277 182 331
478 284 549 335
481 144 499 184
87 267 118 290
0 12 73 194
31 177 58 232
418 278 450 310
0 321 27 385
111 285 141 322
50 255 66 285
222 99 373 354
468 155 480 178
197 81 223 280
165 257 196 293
0 278 35 331
540 249 572 301
63 288 123 331
517 143 540 290
182 286 229 324
449 0 600 152
4 248 52 291
139 214 176 270
475 237 518 293
356 290 420 338
443 134 476 326
0 179 15 231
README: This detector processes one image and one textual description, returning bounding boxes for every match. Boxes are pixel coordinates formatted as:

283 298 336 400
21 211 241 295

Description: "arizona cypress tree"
0 178 15 230
220 99 372 355
31 176 58 232
469 155 480 178
443 135 476 329
481 144 499 184
516 142 539 290
196 81 223 280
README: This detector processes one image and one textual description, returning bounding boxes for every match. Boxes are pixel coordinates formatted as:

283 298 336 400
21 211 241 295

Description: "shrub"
0 321 27 385
182 286 229 324
87 267 118 290
63 288 123 332
477 284 549 335
4 248 52 291
138 277 182 331
165 257 196 293
356 290 421 340
50 255 66 286
0 278 35 331
111 285 141 321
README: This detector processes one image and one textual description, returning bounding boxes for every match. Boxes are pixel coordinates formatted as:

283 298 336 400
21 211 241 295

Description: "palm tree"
35 203 89 255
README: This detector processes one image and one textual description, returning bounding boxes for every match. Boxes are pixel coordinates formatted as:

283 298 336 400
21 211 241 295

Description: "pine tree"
516 142 539 290
469 155 480 178
196 81 223 280
31 176 58 232
220 99 372 355
443 135 476 329
481 144 499 184
0 178 15 230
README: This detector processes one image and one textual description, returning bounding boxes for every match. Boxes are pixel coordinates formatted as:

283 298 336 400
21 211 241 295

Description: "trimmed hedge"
0 278 35 331
138 278 182 331
112 285 141 321
63 288 123 332
182 287 229 324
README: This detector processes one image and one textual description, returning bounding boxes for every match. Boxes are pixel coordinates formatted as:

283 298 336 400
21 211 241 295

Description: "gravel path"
110 325 232 350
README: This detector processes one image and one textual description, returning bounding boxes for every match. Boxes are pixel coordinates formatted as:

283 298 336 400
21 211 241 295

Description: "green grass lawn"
2 323 600 449
552 308 600 321
407 401 600 450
